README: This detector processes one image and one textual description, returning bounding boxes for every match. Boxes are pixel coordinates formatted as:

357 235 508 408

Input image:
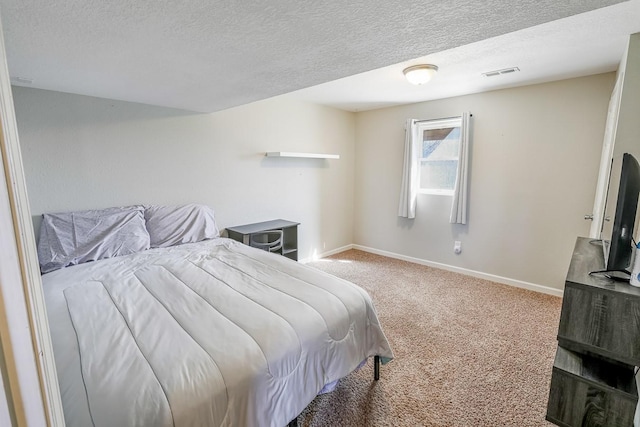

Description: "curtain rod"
415 113 472 123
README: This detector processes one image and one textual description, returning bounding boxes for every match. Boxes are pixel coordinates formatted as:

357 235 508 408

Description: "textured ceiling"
289 0 640 111
0 0 629 112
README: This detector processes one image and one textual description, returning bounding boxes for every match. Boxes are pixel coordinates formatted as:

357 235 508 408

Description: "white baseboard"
308 244 564 297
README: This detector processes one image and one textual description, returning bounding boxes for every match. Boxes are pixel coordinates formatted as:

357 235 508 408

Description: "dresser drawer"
546 347 637 427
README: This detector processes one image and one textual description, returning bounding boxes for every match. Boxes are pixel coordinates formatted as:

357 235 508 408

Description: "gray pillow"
144 204 220 248
37 206 150 274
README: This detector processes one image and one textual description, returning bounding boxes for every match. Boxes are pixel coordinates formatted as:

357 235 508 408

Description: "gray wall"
353 73 616 290
13 87 356 260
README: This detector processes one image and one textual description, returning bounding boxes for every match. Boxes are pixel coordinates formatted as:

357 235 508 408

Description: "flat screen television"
597 153 640 280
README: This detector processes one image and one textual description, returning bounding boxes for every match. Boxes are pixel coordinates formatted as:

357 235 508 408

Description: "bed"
39 204 393 426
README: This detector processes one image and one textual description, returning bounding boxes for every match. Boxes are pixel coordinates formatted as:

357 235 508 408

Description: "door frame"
0 14 65 427
589 61 626 238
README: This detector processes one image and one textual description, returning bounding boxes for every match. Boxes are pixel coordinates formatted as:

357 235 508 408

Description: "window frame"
415 117 462 197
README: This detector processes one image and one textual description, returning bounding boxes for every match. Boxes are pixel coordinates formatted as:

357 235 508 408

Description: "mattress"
43 238 393 426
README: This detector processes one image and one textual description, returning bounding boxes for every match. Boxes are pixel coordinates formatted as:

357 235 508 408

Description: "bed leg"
374 355 380 381
288 418 298 427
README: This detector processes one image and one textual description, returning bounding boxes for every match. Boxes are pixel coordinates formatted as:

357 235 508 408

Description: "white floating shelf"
265 152 340 159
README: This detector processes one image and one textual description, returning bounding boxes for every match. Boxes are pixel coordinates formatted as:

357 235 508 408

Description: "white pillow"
37 206 150 274
144 204 220 248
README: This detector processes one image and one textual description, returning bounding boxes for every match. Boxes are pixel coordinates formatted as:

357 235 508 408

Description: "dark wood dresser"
546 237 639 427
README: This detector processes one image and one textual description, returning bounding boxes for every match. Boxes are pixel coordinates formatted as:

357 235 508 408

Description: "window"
417 117 462 195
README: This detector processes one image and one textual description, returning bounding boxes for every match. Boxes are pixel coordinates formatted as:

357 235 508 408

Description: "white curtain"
449 112 471 224
398 119 420 218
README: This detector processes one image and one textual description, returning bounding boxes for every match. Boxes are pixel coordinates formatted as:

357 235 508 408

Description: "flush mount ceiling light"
403 64 438 85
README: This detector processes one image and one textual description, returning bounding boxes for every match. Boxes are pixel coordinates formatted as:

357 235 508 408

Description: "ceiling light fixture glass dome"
403 64 438 85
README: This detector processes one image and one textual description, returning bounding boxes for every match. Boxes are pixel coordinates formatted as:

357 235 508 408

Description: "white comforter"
43 238 393 427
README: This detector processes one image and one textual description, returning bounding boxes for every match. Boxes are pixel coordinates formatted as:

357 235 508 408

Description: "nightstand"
226 219 299 261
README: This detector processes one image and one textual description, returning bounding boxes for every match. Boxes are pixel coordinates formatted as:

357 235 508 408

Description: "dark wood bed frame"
287 356 380 427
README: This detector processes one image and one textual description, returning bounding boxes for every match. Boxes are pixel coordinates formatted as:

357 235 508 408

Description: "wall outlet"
454 241 462 254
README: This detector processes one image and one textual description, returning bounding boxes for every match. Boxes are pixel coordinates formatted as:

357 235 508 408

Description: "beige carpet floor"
298 249 562 426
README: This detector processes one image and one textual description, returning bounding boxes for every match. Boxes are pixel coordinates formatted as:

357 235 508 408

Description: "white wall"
354 73 616 290
12 87 356 260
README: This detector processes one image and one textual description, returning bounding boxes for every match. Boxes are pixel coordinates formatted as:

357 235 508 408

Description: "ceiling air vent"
482 67 520 77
